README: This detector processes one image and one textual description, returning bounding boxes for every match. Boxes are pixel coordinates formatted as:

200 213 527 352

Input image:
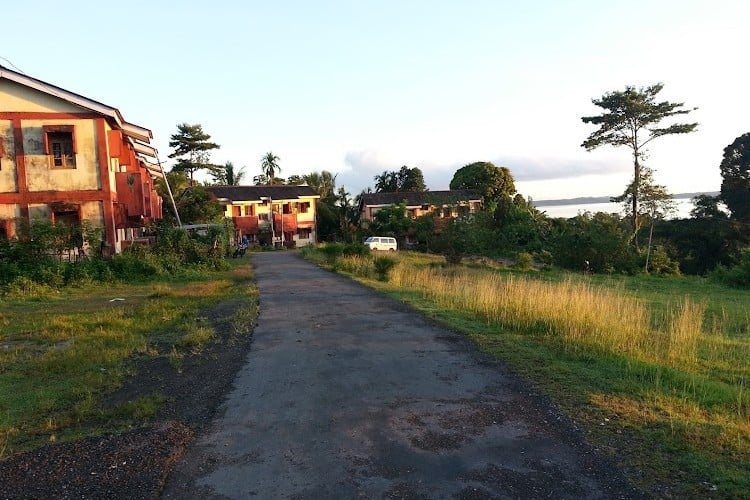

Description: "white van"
364 236 397 251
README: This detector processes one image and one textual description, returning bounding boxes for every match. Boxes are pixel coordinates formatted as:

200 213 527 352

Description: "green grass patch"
307 248 750 498
0 260 258 458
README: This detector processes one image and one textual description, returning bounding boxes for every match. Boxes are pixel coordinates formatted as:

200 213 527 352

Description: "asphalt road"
163 251 640 499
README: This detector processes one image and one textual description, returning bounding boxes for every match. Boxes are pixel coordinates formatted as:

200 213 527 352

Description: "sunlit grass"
0 261 257 457
307 248 750 497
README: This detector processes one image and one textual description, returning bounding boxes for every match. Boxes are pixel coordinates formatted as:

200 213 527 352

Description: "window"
298 228 312 239
43 126 76 169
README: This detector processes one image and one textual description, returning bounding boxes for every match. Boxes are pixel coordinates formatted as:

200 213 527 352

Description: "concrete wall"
21 119 101 192
0 80 86 114
0 119 16 192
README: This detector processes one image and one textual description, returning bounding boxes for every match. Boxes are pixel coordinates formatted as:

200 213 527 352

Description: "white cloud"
495 155 631 182
337 148 632 195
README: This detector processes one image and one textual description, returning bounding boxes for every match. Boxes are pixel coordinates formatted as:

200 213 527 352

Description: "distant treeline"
534 192 719 207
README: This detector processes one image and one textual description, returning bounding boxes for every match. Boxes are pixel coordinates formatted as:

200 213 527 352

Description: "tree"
397 166 426 192
260 152 281 185
612 166 675 252
549 212 639 274
493 195 548 253
168 123 220 184
303 171 338 201
374 170 397 192
630 168 675 271
690 194 727 220
719 132 750 221
336 187 359 242
449 161 516 211
175 186 225 224
581 83 697 235
210 161 246 185
374 166 426 193
369 203 413 245
155 171 191 224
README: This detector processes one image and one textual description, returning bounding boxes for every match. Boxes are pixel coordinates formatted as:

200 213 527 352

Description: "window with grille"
43 126 76 169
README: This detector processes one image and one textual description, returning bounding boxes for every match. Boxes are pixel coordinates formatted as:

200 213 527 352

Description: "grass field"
0 261 258 458
306 249 750 498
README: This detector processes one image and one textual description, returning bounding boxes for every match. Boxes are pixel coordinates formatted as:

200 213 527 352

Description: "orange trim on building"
95 118 116 245
0 112 101 120
0 190 109 204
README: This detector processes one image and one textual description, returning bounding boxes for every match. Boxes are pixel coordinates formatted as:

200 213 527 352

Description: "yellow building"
204 185 320 247
0 65 163 253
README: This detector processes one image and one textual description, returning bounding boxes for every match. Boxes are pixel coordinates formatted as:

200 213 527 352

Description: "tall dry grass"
390 261 703 364
667 299 704 364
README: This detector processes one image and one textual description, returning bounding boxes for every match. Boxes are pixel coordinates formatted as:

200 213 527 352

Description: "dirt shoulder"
0 290 256 499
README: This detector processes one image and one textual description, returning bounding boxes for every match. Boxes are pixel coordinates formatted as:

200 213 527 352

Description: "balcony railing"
234 215 260 233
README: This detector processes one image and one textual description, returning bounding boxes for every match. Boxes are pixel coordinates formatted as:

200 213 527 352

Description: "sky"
3 0 748 200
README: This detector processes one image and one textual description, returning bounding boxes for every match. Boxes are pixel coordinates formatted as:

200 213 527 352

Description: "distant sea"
534 192 717 219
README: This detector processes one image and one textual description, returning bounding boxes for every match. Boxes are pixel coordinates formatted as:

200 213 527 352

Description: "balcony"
234 215 259 234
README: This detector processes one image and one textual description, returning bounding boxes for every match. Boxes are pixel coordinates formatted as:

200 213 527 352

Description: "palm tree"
260 152 281 185
303 170 337 201
210 161 246 185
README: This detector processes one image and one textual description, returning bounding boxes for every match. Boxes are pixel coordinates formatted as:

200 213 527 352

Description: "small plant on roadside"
168 347 184 373
373 256 397 281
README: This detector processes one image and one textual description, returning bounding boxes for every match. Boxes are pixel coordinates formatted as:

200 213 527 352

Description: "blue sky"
3 1 748 200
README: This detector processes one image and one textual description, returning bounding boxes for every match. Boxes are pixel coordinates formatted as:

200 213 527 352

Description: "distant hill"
533 192 719 207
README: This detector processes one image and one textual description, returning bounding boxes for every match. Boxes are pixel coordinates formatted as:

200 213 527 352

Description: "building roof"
0 64 155 151
204 185 320 202
359 190 480 208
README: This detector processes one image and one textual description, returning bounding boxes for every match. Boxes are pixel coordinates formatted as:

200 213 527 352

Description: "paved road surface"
164 252 639 499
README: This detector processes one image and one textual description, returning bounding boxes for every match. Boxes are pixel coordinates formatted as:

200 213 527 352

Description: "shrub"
320 243 370 264
645 245 681 276
110 250 163 279
549 212 639 274
515 252 534 271
711 250 750 288
342 243 370 256
1 276 55 298
373 256 397 281
535 250 554 270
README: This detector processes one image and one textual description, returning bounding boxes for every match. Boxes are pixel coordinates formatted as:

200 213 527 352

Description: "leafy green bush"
320 242 370 264
342 243 370 256
110 249 163 279
645 245 681 276
535 250 554 270
549 212 639 274
711 250 750 288
0 220 233 296
1 276 55 298
373 256 397 281
515 252 534 271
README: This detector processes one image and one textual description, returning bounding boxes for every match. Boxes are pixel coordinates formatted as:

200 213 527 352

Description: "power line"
0 55 25 74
